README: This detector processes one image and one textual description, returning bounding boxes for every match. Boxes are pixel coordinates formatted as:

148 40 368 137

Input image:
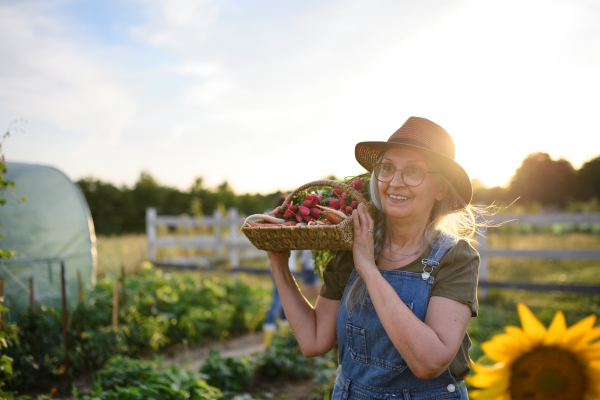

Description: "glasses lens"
375 163 395 182
402 167 425 186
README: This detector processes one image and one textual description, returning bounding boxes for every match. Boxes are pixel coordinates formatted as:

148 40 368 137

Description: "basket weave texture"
242 180 375 251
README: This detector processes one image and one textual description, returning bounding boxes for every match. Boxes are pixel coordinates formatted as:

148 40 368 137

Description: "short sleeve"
319 250 354 300
431 240 480 317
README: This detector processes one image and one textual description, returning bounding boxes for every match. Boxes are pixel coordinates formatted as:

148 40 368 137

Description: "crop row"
1 263 271 395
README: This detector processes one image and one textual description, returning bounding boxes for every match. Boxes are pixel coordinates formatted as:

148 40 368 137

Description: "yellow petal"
467 370 509 388
468 377 509 400
578 327 600 349
563 314 597 348
504 326 534 349
517 303 546 342
543 310 566 345
481 335 525 363
581 342 600 362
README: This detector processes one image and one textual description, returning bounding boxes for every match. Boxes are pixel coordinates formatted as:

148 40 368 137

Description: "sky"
1 0 599 195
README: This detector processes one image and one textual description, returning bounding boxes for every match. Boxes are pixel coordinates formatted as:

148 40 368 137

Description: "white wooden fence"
146 208 600 292
478 212 600 293
146 207 265 270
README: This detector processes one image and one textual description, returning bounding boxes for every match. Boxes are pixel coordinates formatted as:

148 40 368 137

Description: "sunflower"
467 303 600 400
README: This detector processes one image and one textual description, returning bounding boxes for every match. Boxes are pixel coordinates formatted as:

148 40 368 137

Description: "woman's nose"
389 170 406 187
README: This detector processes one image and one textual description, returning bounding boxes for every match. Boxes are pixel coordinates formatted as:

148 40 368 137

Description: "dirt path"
164 331 266 370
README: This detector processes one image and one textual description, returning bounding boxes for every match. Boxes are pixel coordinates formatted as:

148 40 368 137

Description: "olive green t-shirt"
319 240 480 381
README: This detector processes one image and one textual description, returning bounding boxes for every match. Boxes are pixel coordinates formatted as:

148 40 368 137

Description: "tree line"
77 152 600 236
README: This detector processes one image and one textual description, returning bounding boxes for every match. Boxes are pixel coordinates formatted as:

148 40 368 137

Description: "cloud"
0 2 135 143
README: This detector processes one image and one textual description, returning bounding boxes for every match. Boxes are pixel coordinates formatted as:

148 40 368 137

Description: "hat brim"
355 141 473 207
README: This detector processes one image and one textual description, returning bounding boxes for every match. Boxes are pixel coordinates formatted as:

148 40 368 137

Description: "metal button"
447 384 456 393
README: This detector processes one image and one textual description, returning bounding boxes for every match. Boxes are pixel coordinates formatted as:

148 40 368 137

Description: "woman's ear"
435 183 449 201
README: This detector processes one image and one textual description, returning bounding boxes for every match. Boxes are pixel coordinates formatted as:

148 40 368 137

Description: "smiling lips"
388 194 409 200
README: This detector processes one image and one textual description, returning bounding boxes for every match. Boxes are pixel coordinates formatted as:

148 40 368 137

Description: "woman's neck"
384 215 428 252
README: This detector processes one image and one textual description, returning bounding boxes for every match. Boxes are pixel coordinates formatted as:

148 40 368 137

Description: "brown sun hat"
355 116 472 207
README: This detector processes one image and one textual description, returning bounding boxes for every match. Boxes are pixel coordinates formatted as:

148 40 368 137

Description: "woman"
267 116 481 399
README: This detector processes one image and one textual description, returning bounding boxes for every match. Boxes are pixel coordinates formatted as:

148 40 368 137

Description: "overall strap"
420 233 458 278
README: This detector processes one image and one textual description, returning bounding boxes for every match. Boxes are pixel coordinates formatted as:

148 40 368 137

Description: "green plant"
256 333 314 380
200 348 254 392
76 356 222 400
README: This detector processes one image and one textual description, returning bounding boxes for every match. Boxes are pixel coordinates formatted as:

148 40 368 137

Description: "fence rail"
146 207 264 270
477 212 600 294
146 208 600 292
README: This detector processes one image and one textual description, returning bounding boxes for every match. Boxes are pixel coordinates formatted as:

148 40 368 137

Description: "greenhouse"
0 161 97 319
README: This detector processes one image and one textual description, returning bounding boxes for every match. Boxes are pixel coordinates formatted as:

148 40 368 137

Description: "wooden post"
112 276 118 328
213 208 223 258
146 207 157 262
30 277 35 312
228 208 240 280
0 276 4 331
120 264 126 305
60 261 69 368
478 231 488 299
77 270 83 303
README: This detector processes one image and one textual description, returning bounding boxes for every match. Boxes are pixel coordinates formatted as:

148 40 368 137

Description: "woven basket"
241 180 375 251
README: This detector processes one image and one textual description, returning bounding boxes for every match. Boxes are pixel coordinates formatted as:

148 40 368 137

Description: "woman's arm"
267 251 340 357
352 204 472 379
363 268 471 379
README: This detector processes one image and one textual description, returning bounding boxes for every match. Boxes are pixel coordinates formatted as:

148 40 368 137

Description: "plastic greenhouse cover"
0 162 96 320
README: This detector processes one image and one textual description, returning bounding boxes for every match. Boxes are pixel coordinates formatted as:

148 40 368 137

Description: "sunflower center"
509 346 587 400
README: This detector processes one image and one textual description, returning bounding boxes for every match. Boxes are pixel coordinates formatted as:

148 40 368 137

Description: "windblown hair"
344 153 493 310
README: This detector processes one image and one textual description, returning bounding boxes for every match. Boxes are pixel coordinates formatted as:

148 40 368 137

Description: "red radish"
303 199 312 207
302 215 314 223
345 206 353 214
332 189 343 197
350 201 358 209
296 214 303 222
329 198 340 209
309 208 321 218
283 209 295 220
350 177 365 193
299 206 310 216
340 199 347 210
288 205 298 212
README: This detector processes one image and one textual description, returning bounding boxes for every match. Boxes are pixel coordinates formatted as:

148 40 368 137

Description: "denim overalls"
332 234 469 400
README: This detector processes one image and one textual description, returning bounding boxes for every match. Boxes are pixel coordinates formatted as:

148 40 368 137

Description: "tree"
576 156 600 201
508 152 576 207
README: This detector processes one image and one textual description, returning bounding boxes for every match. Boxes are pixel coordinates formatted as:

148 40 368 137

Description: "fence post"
0 276 3 330
213 208 223 259
146 208 157 262
478 231 488 299
228 208 240 279
60 261 69 369
30 276 35 312
77 270 83 303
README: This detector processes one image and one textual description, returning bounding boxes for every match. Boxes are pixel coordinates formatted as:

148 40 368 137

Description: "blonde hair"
344 152 492 310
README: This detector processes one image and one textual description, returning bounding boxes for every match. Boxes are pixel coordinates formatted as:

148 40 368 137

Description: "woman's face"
377 147 448 223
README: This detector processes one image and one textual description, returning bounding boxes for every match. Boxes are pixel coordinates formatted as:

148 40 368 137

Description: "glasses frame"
372 163 441 186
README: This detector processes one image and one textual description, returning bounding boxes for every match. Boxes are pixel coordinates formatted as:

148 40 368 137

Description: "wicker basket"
241 180 375 251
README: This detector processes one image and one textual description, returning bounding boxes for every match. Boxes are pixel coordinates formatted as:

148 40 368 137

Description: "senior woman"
267 116 480 399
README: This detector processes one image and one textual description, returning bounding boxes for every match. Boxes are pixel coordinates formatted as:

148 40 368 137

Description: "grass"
96 234 148 277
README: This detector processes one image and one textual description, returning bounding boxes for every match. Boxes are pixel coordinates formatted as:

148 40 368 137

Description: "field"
4 231 596 399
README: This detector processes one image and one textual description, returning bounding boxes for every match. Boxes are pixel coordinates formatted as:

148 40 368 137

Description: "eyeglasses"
373 163 440 186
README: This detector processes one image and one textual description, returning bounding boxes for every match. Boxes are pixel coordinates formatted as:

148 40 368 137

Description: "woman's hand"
352 203 377 279
266 250 291 270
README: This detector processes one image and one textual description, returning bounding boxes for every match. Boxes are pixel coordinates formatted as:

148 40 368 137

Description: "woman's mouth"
388 194 409 200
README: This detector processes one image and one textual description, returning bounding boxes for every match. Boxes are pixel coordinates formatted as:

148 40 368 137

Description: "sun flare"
467 304 600 400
